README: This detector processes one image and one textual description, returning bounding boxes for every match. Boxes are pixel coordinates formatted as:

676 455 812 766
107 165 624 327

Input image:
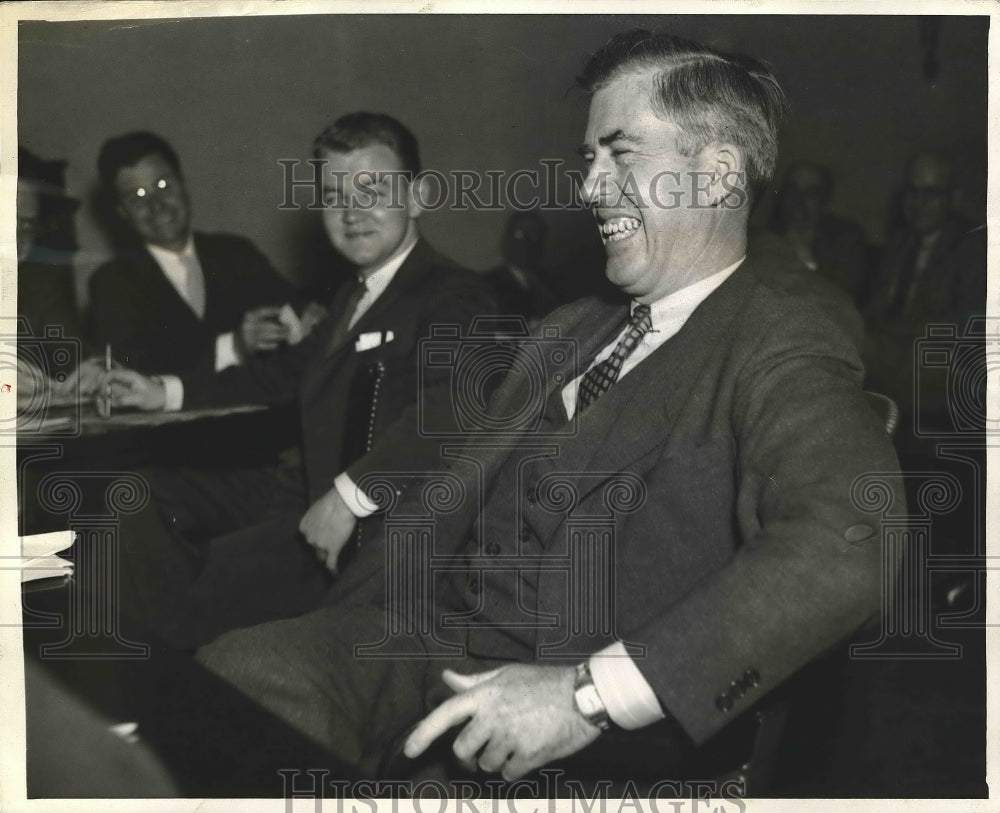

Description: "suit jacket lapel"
323 239 437 357
133 243 203 327
450 297 629 530
534 262 759 513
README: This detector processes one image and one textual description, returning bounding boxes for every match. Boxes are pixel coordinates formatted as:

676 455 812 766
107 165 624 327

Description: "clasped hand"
299 486 357 574
96 368 166 414
237 306 291 356
404 664 601 781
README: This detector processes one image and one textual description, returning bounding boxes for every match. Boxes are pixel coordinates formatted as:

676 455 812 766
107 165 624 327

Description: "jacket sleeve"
180 313 333 409
626 304 904 745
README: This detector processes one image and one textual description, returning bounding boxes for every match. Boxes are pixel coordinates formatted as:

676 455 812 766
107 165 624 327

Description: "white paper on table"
17 531 76 583
20 555 74 583
20 530 76 559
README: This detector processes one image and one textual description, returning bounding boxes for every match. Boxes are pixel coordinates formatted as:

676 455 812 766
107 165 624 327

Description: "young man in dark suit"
104 113 496 648
87 131 309 375
194 32 903 786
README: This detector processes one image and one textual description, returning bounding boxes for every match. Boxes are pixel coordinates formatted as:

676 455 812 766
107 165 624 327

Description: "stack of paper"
19 530 75 583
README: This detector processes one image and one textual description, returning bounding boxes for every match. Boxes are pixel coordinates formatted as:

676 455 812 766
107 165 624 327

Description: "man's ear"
704 143 747 208
406 174 430 219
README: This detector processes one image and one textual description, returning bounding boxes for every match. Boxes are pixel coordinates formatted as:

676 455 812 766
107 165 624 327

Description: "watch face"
576 684 603 716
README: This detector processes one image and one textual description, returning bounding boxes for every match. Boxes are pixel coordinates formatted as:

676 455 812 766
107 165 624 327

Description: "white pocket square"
355 330 394 352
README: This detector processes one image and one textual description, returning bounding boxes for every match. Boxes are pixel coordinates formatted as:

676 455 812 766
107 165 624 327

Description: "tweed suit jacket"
338 254 903 748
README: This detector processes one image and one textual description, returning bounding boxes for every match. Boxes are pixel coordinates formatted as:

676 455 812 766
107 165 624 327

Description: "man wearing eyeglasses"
86 131 315 375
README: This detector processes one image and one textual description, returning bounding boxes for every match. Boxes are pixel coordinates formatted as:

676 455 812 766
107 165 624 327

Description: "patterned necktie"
577 304 653 412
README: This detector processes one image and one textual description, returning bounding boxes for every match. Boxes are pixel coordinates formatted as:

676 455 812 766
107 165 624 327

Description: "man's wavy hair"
312 112 421 176
577 30 789 194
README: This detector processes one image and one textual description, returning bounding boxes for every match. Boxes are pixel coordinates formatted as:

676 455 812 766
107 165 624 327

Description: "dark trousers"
118 464 334 650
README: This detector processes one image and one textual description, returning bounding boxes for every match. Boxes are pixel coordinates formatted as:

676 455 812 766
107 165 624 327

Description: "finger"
404 694 479 759
477 736 515 774
113 391 149 409
257 326 290 343
104 369 139 386
451 718 490 770
442 667 503 693
253 305 285 318
501 753 533 783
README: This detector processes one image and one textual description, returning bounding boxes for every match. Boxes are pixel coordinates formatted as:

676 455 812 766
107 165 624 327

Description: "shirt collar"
355 232 418 298
146 234 196 264
633 256 745 328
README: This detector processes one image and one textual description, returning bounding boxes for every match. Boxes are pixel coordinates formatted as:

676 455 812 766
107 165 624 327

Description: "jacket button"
715 693 733 713
467 575 480 595
485 542 500 556
743 668 760 688
525 487 537 504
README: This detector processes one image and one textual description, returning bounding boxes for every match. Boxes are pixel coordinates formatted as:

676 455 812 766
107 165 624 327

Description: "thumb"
441 667 503 693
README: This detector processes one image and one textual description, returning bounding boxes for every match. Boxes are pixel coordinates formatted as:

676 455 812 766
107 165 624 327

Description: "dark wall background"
18 13 988 303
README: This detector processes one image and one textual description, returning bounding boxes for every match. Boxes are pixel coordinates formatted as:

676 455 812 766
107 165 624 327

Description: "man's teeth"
599 218 641 242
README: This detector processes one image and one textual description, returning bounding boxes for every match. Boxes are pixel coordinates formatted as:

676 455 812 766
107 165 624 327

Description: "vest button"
467 575 480 595
485 542 501 556
526 487 538 504
519 525 531 542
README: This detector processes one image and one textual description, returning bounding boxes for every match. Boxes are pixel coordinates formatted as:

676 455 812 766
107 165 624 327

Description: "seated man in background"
87 131 318 375
192 31 902 788
484 210 559 328
104 113 496 648
750 161 870 305
863 150 986 438
15 146 95 396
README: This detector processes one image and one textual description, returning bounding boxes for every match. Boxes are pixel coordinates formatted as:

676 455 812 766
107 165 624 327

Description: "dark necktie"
327 278 367 351
577 304 653 412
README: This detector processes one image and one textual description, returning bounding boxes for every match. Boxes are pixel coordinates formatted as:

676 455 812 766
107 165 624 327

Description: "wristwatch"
573 661 610 731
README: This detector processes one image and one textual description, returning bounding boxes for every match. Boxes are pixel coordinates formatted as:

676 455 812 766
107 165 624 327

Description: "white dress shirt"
331 235 417 515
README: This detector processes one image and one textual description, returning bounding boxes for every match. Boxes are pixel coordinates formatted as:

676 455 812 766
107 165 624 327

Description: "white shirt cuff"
333 472 378 518
589 642 665 730
159 375 184 412
215 332 241 371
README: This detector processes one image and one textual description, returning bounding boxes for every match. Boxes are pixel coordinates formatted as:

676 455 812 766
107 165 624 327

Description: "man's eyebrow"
577 130 642 155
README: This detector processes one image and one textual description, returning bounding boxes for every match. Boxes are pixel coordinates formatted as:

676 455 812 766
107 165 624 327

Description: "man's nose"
341 206 364 224
580 163 615 207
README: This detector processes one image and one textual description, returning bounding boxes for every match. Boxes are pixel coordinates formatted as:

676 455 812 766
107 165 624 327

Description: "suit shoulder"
743 257 864 351
88 252 145 292
194 231 264 256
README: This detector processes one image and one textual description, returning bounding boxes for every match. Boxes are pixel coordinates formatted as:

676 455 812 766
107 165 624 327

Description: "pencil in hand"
103 344 112 418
